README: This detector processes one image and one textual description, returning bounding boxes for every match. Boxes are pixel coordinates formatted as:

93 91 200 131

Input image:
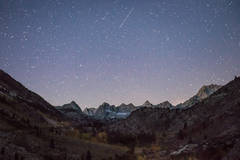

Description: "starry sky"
0 0 240 108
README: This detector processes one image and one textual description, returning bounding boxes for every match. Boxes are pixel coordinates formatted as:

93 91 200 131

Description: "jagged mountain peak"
119 103 126 106
153 101 173 108
196 84 222 99
161 100 171 104
119 103 135 107
56 101 83 117
70 100 77 105
128 103 134 106
142 100 153 107
55 101 85 120
159 100 172 106
176 84 222 108
101 102 111 106
68 101 82 110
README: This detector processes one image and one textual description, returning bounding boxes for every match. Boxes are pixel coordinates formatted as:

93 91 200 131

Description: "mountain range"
59 84 221 120
0 69 239 160
107 76 240 159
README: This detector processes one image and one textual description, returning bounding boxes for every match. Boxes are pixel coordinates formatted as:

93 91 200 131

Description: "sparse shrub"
137 155 146 160
66 129 80 138
79 133 91 141
96 132 107 143
150 145 161 152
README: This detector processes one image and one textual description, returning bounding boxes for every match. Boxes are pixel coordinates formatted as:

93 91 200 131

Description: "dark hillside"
107 77 240 159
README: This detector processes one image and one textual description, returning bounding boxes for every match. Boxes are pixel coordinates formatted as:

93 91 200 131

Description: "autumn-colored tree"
96 132 107 143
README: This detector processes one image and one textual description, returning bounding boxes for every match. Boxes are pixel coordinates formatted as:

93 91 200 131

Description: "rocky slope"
0 70 64 125
154 101 173 108
176 84 222 108
107 77 240 159
94 102 118 119
83 107 97 116
0 69 132 160
56 101 85 120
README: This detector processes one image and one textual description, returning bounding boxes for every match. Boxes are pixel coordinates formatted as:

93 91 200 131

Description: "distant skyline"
0 0 240 108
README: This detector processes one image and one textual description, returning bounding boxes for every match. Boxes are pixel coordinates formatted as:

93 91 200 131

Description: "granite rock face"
56 101 84 120
176 84 222 108
83 107 97 116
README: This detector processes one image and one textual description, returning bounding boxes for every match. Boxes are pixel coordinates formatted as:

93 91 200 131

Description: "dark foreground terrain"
108 76 240 160
0 70 133 160
0 69 240 160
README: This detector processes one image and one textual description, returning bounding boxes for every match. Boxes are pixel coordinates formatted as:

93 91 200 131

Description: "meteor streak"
119 8 135 29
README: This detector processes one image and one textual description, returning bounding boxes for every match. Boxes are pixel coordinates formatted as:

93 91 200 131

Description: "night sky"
0 0 240 108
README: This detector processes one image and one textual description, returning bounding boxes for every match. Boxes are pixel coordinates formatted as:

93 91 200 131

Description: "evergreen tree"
50 138 55 149
86 150 91 160
1 147 5 155
15 152 19 160
183 122 188 129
